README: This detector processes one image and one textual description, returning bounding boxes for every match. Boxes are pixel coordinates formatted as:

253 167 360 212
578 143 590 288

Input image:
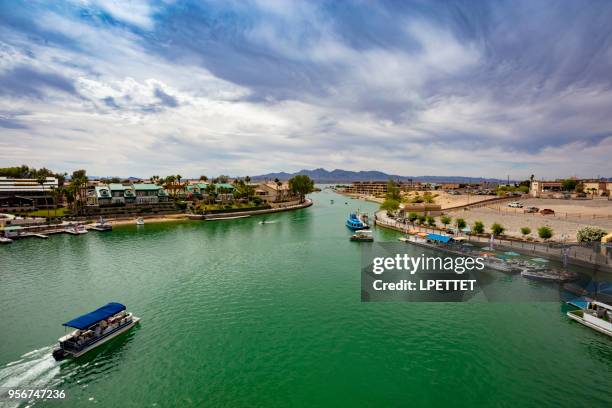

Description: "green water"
1 189 611 407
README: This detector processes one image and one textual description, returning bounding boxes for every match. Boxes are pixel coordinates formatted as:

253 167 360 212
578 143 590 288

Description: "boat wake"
258 221 277 224
0 346 60 390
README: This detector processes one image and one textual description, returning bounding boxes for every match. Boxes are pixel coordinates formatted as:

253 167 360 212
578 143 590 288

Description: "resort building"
87 183 168 206
341 181 414 196
0 176 59 210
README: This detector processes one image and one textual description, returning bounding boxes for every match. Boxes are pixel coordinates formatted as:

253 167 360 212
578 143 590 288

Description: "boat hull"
54 317 140 360
567 311 612 337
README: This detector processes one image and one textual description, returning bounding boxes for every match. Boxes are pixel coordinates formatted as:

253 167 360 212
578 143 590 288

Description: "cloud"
0 0 611 179
0 66 77 99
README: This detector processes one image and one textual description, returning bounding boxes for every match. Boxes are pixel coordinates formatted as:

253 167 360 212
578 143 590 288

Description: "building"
0 176 59 210
582 181 612 197
87 183 168 206
529 180 563 197
108 183 136 205
254 182 293 203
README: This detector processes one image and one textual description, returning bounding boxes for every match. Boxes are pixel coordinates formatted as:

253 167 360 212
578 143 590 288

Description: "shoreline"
105 199 313 226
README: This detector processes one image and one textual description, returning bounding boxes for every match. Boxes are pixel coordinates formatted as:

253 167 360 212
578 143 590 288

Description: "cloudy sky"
1 0 611 179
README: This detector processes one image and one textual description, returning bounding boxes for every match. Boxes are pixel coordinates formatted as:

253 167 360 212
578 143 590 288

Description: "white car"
507 202 523 208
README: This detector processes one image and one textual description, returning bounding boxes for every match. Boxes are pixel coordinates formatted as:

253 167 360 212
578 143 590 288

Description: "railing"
375 213 612 269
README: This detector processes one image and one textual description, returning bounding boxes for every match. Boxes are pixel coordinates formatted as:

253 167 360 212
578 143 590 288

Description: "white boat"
521 268 577 282
567 300 612 337
53 302 140 360
66 224 88 234
350 230 373 242
0 236 13 244
136 217 145 225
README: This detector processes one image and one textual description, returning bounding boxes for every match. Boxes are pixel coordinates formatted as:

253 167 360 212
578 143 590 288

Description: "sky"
1 0 612 179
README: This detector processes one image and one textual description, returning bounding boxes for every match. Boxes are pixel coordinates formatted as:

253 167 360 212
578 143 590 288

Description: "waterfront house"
0 176 59 210
94 185 112 206
214 183 235 202
134 184 164 204
108 183 136 205
254 182 293 203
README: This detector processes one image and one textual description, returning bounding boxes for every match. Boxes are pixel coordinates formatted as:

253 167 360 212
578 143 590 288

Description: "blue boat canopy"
426 233 453 243
63 302 126 329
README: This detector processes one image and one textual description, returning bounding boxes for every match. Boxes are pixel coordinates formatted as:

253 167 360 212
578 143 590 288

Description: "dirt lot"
447 198 612 242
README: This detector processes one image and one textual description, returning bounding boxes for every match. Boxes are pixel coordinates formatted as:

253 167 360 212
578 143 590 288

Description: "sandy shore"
105 214 189 226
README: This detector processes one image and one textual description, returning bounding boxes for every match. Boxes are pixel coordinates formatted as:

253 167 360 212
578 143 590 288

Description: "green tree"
473 221 485 234
538 226 553 240
426 216 436 227
380 199 400 215
520 227 531 237
455 218 466 230
417 214 426 224
408 212 418 223
491 223 505 236
199 175 208 181
386 179 401 201
288 175 315 203
36 175 50 218
561 179 577 191
440 215 452 227
68 170 87 215
576 226 607 242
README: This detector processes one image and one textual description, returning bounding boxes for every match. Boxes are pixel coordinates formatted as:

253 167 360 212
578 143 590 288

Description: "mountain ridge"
251 168 508 183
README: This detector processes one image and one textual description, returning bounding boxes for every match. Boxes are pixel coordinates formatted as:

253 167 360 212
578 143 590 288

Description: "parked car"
508 202 523 208
524 206 539 213
540 208 555 215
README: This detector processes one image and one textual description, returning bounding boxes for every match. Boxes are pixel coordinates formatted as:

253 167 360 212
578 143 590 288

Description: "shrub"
491 223 505 236
418 215 427 224
576 226 607 242
520 227 531 236
473 221 484 234
455 218 466 229
408 212 418 223
426 216 436 226
538 226 553 240
380 199 400 214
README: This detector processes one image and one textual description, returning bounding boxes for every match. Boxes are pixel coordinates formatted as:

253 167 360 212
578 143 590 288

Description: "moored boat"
92 217 112 231
521 268 577 282
136 217 145 225
567 300 612 337
52 302 140 361
0 236 13 244
350 230 373 242
346 213 367 230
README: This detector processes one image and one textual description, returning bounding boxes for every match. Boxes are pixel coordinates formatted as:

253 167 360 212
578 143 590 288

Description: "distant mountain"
251 168 507 184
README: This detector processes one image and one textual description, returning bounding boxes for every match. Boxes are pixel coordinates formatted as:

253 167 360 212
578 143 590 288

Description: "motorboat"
567 300 612 337
66 224 88 235
136 217 145 225
52 302 140 360
521 268 577 282
346 213 367 230
350 230 373 242
0 236 13 244
92 217 112 231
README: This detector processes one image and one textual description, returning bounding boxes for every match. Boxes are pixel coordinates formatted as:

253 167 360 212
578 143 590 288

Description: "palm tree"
36 175 49 218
